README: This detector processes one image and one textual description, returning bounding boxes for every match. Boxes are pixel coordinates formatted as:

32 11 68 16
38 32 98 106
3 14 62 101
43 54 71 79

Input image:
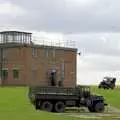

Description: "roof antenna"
78 52 81 56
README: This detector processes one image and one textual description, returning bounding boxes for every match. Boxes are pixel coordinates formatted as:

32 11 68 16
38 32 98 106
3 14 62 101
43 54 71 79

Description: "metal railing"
31 36 76 49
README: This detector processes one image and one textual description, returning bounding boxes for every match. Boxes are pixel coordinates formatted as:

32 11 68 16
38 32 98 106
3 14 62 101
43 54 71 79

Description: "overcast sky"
0 0 120 85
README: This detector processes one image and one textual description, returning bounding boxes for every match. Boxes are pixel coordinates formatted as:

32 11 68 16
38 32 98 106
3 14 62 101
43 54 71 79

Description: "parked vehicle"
98 77 116 89
28 85 107 113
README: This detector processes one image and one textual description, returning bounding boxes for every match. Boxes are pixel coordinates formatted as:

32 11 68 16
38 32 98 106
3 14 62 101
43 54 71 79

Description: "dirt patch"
56 106 120 119
107 106 120 113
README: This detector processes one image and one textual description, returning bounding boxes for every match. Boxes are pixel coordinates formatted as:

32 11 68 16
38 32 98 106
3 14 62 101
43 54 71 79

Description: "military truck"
98 77 116 89
28 85 107 113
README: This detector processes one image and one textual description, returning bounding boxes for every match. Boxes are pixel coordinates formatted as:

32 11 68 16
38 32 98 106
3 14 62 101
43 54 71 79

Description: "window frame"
12 68 19 80
1 68 8 80
32 47 37 57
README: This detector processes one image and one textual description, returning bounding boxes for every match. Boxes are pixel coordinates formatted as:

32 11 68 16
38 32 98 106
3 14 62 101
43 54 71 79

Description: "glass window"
46 49 49 57
2 69 8 80
60 61 64 81
13 69 19 80
32 47 37 56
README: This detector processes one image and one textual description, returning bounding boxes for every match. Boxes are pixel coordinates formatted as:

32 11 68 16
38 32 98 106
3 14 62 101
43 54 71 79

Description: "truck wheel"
98 85 101 88
88 106 95 112
94 102 104 112
41 101 53 112
111 86 114 89
103 86 105 89
35 99 40 110
54 101 65 113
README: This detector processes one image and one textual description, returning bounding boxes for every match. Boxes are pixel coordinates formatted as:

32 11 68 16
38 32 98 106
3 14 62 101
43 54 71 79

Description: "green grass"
91 86 120 108
0 86 120 120
0 87 81 120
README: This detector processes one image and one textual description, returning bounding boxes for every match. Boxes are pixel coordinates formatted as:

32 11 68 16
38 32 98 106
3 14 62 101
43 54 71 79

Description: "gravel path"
56 106 120 119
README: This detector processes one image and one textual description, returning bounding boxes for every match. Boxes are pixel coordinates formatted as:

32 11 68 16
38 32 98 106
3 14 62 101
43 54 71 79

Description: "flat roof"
0 31 32 34
0 43 77 52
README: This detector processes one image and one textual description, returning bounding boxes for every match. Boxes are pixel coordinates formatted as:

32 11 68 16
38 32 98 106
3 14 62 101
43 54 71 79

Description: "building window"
32 47 37 56
60 61 64 81
13 69 19 80
52 50 55 58
1 68 8 80
45 49 49 57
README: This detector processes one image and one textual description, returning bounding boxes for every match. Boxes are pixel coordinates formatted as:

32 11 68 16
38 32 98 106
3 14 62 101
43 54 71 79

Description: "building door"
50 69 56 86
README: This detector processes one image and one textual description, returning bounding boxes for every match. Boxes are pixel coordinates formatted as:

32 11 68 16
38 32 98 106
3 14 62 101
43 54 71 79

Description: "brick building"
0 31 77 87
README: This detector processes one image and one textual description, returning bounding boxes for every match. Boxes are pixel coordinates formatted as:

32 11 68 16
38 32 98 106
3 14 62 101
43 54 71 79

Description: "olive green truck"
28 86 107 113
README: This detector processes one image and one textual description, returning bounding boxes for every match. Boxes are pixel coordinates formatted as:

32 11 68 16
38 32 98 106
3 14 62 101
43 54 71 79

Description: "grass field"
0 86 120 120
91 86 120 108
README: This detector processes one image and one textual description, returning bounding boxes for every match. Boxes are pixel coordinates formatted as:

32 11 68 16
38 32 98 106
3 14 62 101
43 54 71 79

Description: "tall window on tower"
1 68 8 80
13 68 19 80
32 47 37 57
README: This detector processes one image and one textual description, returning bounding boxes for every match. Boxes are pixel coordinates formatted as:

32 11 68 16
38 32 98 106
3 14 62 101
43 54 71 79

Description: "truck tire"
35 99 40 110
94 102 104 112
98 85 101 88
54 101 65 113
88 106 95 112
41 101 53 112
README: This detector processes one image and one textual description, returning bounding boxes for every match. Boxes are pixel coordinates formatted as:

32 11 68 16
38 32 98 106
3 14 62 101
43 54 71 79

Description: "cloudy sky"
0 0 120 85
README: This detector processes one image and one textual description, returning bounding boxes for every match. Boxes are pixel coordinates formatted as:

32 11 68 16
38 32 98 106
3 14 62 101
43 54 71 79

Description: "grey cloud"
0 0 8 3
79 54 120 71
66 32 120 71
66 33 120 56
9 0 120 33
0 15 12 28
